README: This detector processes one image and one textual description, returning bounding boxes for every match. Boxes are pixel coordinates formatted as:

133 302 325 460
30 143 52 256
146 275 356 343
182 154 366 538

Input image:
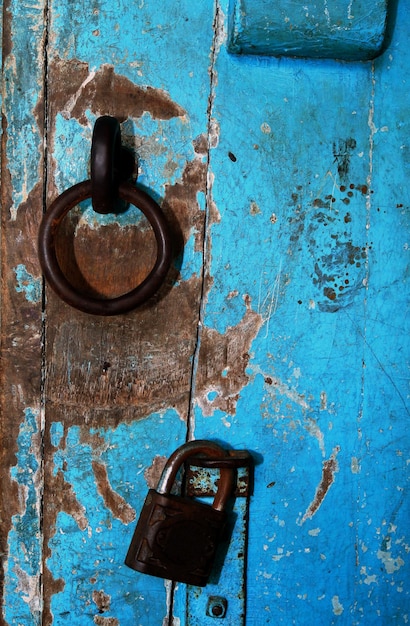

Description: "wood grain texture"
0 0 46 620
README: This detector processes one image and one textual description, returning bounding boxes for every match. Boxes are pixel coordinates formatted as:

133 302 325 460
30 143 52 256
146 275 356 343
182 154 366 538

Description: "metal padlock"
125 440 235 586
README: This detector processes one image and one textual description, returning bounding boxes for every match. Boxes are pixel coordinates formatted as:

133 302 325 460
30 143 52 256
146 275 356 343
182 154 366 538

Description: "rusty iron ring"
38 180 172 315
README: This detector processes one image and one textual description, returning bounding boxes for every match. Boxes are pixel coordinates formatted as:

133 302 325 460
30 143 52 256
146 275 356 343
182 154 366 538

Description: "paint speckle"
351 457 361 473
332 595 344 615
261 122 271 134
250 201 261 215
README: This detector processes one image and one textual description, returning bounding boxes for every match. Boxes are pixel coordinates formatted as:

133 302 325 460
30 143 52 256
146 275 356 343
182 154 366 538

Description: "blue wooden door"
1 1 409 624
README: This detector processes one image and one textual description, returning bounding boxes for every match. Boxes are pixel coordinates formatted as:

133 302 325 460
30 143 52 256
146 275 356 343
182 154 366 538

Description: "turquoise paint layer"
4 409 42 625
47 411 186 624
228 0 389 60
49 0 214 136
3 0 45 219
14 264 42 303
190 0 409 624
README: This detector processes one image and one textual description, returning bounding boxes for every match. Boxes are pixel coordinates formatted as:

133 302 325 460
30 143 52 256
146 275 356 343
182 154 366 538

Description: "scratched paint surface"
1 1 409 625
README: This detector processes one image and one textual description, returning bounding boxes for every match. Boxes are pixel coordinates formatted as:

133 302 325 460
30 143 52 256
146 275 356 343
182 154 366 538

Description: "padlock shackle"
157 440 234 512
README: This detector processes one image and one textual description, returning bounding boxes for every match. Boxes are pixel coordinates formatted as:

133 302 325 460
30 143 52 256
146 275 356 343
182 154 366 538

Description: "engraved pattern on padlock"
124 440 235 586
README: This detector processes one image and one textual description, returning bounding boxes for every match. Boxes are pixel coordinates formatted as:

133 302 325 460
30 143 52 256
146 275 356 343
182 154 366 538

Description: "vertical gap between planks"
40 0 50 620
184 0 221 444
172 2 222 624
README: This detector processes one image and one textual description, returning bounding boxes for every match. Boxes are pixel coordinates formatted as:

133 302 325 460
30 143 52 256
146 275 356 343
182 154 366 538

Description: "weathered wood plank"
0 0 46 623
40 1 215 623
2 0 409 623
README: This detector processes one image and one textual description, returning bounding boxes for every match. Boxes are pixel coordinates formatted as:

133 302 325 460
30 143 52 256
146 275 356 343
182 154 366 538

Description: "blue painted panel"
228 0 389 60
188 0 409 623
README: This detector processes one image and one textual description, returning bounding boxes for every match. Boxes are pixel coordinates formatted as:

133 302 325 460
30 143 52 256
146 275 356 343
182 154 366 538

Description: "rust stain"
300 446 340 524
92 460 136 524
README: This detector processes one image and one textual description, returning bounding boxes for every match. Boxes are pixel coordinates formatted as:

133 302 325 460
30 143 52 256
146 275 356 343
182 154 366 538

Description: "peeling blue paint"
3 1 45 219
47 410 186 624
5 408 42 625
49 0 213 135
3 0 410 624
14 264 42 303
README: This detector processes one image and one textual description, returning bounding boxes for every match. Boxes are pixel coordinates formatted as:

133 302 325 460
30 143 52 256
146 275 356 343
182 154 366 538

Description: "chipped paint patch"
377 548 405 574
94 616 119 625
351 456 361 473
331 595 344 616
299 446 340 524
196 305 263 417
92 589 111 613
4 408 42 624
48 58 185 128
13 264 42 303
164 579 180 626
360 566 377 585
92 461 136 524
144 455 167 489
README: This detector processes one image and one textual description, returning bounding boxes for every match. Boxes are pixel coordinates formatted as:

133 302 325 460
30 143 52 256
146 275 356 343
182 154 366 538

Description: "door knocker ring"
38 116 172 316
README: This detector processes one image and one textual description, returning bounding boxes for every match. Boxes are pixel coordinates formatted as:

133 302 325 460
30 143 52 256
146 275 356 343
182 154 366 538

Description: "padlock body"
125 489 226 586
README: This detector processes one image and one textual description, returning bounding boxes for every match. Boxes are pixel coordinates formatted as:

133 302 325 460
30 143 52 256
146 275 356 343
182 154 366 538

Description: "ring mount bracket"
90 115 135 215
38 116 173 315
